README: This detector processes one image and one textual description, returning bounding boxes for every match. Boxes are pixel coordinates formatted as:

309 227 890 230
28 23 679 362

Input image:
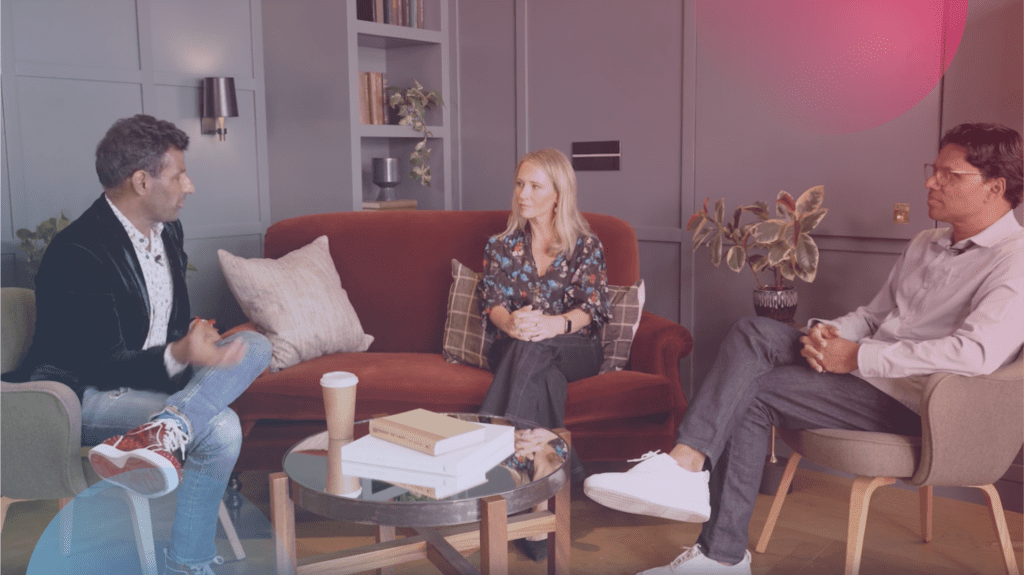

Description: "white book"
341 421 514 476
343 451 507 499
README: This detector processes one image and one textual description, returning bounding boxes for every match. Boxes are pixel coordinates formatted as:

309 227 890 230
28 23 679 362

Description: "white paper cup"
326 438 362 498
321 371 358 442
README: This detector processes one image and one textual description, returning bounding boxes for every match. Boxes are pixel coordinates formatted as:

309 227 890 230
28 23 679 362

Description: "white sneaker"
583 451 711 522
638 544 751 575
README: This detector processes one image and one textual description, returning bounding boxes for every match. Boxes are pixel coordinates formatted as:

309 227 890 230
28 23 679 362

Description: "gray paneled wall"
454 0 1022 504
1 0 270 328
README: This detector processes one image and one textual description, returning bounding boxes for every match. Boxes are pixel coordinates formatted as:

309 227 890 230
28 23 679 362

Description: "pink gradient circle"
697 0 968 134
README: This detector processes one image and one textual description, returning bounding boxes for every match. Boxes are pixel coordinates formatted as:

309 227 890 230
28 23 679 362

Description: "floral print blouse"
478 227 611 339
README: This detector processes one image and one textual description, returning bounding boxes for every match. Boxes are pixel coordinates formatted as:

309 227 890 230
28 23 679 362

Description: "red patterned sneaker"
89 419 189 497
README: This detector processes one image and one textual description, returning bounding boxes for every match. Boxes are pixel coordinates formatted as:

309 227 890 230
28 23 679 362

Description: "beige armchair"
755 354 1024 575
1 287 244 573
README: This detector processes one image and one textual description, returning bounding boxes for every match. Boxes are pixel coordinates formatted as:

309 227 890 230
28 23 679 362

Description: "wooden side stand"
270 429 572 575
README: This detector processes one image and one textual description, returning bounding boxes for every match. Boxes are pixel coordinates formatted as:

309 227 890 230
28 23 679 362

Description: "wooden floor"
3 468 1021 575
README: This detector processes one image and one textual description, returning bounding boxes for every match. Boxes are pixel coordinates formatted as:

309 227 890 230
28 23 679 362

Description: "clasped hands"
799 323 860 374
507 305 562 342
168 317 247 368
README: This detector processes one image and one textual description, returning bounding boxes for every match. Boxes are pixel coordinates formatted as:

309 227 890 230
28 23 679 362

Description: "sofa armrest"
1 380 89 500
627 312 694 427
629 311 693 377
910 353 1024 487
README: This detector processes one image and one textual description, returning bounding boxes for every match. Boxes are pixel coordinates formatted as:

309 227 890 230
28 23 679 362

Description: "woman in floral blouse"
478 149 611 486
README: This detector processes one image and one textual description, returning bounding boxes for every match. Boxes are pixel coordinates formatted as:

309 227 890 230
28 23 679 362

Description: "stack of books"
341 409 514 499
356 0 425 29
358 71 392 126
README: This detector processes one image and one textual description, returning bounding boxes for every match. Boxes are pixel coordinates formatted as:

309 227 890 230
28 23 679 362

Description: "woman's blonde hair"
499 148 592 256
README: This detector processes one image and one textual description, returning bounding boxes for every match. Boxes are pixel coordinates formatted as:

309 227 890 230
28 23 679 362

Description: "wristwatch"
564 315 572 334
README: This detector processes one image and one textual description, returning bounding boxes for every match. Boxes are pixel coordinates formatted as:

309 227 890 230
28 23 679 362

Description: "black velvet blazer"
14 195 192 398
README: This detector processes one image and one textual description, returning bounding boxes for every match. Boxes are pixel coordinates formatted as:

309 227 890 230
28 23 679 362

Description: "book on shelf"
358 72 370 125
363 199 418 211
375 0 385 23
356 0 374 22
369 72 383 125
370 408 486 455
342 419 514 475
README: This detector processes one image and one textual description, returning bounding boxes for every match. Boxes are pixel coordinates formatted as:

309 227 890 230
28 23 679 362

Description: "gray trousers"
480 333 603 481
679 317 921 564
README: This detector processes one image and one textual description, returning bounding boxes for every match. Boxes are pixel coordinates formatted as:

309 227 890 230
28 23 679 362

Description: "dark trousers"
480 333 603 480
679 317 921 564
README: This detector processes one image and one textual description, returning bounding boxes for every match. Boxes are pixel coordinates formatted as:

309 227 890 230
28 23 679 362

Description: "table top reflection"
281 414 569 527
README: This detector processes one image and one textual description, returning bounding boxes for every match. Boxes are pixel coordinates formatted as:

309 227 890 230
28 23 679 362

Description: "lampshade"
201 77 238 119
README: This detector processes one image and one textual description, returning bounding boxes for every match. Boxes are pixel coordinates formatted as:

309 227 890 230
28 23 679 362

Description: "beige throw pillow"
218 236 373 372
442 259 493 370
599 279 646 374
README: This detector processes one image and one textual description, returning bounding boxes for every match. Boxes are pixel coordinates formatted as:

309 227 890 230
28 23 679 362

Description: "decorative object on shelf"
372 157 401 201
201 77 238 141
388 80 443 186
687 186 828 324
16 213 71 286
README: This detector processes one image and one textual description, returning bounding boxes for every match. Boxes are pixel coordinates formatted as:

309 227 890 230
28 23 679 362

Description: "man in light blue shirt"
583 123 1023 575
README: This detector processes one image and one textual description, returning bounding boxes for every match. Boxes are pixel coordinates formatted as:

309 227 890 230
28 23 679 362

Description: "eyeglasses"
924 163 983 185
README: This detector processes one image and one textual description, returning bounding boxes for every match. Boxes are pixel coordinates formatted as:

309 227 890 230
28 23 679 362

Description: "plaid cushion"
599 279 645 374
442 259 494 369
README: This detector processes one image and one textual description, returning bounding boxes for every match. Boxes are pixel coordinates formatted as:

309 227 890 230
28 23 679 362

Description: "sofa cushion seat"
231 350 677 429
231 352 493 421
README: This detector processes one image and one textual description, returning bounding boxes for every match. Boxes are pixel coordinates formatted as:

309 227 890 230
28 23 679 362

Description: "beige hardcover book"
362 199 417 210
358 72 370 125
369 409 485 455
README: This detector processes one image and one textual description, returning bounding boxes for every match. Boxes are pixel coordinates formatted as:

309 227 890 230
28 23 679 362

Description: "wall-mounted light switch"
893 203 910 224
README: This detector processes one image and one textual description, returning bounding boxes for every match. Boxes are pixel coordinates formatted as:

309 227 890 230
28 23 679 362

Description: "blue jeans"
677 317 920 564
81 330 271 568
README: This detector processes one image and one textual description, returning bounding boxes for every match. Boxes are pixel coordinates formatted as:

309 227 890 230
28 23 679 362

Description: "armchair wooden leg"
919 486 933 543
269 472 296 575
976 484 1020 575
755 452 802 553
846 476 895 575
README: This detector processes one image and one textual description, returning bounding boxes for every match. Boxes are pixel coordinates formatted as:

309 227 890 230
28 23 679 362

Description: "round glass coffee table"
270 414 571 575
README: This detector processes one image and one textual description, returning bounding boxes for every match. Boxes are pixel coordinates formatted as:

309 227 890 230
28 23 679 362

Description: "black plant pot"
753 286 798 325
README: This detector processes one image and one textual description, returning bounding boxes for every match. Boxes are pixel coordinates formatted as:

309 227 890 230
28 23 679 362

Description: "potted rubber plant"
388 80 443 186
687 186 828 323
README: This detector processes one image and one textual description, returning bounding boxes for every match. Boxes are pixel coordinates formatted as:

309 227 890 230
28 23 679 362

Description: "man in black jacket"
14 114 271 575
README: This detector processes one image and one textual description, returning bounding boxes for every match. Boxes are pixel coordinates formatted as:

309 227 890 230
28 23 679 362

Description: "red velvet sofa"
227 210 693 472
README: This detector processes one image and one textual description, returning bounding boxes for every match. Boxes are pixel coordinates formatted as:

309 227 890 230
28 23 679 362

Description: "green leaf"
795 185 824 213
748 253 770 273
767 241 791 267
779 261 796 282
751 220 784 244
709 232 723 266
714 198 725 225
38 219 57 237
16 228 35 241
692 227 714 250
743 203 769 220
794 233 819 282
799 208 828 232
776 190 796 218
725 245 746 273
686 211 706 232
732 206 743 229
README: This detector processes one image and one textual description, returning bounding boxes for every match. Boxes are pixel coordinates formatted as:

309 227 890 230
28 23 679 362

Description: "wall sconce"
201 77 238 141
